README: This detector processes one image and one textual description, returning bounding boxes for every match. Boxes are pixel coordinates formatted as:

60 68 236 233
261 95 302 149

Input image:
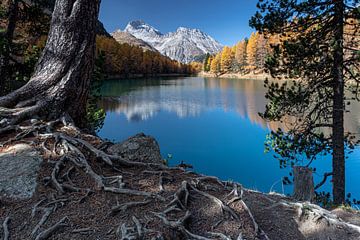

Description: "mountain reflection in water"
98 77 360 197
99 77 360 133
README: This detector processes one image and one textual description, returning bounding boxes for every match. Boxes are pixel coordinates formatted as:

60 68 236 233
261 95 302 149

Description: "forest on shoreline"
203 32 270 76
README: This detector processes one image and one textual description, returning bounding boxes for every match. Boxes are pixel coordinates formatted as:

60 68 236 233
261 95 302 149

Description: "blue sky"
99 0 258 46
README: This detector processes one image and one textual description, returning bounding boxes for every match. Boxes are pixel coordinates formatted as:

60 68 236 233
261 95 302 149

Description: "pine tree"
251 0 359 204
203 53 211 72
255 33 267 71
207 56 214 72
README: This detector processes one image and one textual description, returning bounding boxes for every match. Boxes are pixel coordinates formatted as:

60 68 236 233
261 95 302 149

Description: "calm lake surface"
98 77 360 198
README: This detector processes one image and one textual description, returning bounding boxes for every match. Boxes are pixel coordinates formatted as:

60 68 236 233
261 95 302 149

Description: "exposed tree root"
34 216 68 240
104 187 161 199
286 201 360 234
162 205 182 214
31 199 46 218
51 157 66 193
153 211 218 240
110 200 152 216
207 232 232 240
2 216 10 240
159 172 165 193
71 228 94 234
31 207 54 237
188 183 240 221
0 118 267 239
168 181 190 210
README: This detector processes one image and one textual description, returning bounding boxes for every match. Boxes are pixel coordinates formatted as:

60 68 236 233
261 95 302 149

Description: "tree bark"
293 166 315 202
332 0 345 205
0 0 101 127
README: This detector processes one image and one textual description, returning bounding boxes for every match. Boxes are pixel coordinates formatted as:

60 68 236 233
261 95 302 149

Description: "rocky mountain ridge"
111 30 158 52
122 20 223 63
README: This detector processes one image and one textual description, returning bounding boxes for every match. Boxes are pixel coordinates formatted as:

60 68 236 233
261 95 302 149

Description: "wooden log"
293 166 315 202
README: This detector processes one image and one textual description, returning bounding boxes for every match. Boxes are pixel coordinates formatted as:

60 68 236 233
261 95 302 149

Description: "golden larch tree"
220 46 233 73
235 40 247 73
246 32 258 73
210 53 221 75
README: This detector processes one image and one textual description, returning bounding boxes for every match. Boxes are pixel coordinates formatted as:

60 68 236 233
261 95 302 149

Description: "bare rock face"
111 30 158 52
0 144 42 199
107 133 163 165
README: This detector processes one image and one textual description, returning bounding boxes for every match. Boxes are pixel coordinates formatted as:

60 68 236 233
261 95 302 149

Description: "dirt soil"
1 126 360 240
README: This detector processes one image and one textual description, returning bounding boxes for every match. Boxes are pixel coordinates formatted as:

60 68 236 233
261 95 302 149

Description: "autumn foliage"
96 36 199 77
204 31 270 75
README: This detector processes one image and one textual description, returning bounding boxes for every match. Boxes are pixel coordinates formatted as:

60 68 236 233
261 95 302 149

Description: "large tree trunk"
0 0 101 127
332 0 345 205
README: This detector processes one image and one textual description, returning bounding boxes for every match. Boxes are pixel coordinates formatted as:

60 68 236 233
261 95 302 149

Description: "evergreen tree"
251 0 359 204
203 53 211 72
255 33 267 71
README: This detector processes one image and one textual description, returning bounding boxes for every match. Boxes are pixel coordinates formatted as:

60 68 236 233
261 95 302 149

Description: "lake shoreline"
105 73 192 80
198 71 275 81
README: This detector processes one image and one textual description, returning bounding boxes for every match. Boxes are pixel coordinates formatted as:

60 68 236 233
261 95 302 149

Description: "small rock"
0 144 42 199
107 133 163 165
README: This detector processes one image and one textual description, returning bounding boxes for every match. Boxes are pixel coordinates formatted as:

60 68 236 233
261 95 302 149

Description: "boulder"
0 144 42 199
107 133 163 165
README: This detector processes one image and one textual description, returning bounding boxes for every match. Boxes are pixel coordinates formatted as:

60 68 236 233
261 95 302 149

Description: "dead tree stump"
293 166 315 202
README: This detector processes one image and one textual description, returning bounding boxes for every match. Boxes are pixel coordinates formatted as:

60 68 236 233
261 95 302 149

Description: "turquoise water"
98 77 360 198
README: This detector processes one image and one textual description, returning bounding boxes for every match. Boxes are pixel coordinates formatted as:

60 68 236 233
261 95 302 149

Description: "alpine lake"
98 77 360 201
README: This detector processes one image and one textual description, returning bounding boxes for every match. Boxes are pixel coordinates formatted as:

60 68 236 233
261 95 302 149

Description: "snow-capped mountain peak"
124 20 223 63
124 20 163 45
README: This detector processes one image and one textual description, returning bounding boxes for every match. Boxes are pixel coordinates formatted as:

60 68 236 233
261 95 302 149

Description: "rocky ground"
1 124 360 240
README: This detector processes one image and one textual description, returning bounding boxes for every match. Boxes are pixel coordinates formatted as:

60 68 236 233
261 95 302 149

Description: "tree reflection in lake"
98 77 360 198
